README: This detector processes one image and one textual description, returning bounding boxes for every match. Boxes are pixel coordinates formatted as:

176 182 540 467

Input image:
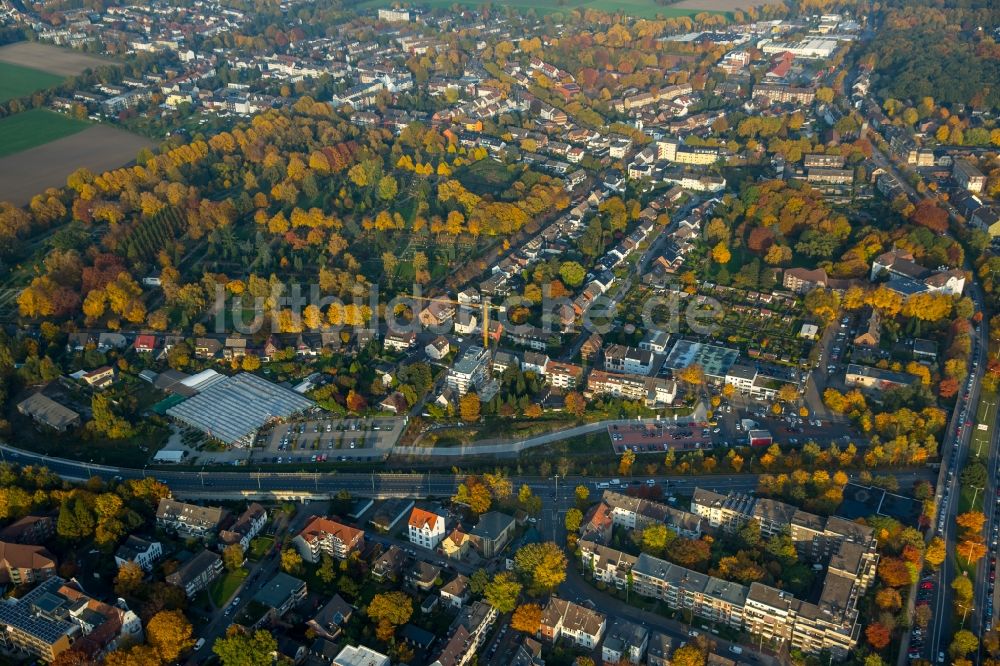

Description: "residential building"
0 577 142 663
579 539 637 588
544 360 583 389
844 364 919 391
114 536 162 572
539 597 606 649
468 511 516 558
639 330 671 354
954 158 986 193
332 644 390 666
0 541 56 585
408 508 447 549
0 516 54 545
782 267 828 294
632 551 748 628
603 344 655 376
647 632 675 666
166 549 223 598
293 517 365 563
81 366 115 390
251 572 307 623
372 545 407 582
690 488 755 532
384 330 417 352
440 574 470 609
426 336 451 360
307 594 353 640
601 617 649 665
656 139 719 165
522 351 549 375
155 499 227 539
446 346 490 396
430 601 497 666
580 332 603 361
406 561 441 591
752 83 816 105
854 309 880 348
440 528 472 560
219 503 267 552
601 491 702 538
586 370 677 406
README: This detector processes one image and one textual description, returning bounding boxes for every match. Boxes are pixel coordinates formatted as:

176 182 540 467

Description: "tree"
511 603 542 634
672 645 706 666
213 627 277 666
676 364 705 387
565 508 583 533
484 572 522 612
280 547 303 575
877 557 913 587
513 542 568 593
565 392 587 417
574 485 590 507
952 574 974 604
222 544 244 571
459 392 481 422
115 561 144 597
559 261 586 287
377 175 398 200
147 610 194 662
956 511 986 535
866 622 891 650
368 591 413 627
875 587 902 611
711 242 731 264
951 630 979 657
619 449 635 475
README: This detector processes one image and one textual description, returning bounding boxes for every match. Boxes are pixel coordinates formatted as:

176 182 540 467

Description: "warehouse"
166 373 313 447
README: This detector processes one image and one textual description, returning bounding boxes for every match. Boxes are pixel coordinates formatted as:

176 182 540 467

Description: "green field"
356 0 717 18
0 109 90 157
209 569 248 607
0 61 66 102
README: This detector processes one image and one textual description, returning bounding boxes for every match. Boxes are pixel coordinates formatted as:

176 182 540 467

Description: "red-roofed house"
133 335 157 353
292 517 364 563
407 508 446 549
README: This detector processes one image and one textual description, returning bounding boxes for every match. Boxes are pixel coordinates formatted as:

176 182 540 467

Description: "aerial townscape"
0 0 998 665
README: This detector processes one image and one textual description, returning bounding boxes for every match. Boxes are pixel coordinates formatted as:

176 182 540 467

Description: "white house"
114 536 163 572
408 507 446 549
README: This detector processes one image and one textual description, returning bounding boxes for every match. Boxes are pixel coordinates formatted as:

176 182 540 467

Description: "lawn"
0 109 90 157
209 569 248 607
0 61 65 102
247 536 274 561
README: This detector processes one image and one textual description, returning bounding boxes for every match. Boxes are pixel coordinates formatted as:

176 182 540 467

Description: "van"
729 646 743 655
195 638 206 651
610 478 621 486
597 482 610 489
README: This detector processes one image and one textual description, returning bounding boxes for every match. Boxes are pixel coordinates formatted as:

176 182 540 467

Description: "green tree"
484 572 522 612
559 261 586 287
280 547 303 575
564 508 583 533
213 627 277 666
222 544 244 572
376 175 398 200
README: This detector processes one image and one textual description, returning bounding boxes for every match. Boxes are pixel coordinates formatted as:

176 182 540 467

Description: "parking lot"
254 416 405 464
609 421 712 454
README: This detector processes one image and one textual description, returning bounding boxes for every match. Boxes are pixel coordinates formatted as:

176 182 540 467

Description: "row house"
586 370 678 407
429 600 497 666
690 488 755 532
156 499 228 539
539 598 606 649
579 539 636 589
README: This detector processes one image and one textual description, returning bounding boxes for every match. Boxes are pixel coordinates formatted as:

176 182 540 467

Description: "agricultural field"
0 109 90 157
670 0 766 10
0 123 153 206
0 41 114 77
0 62 65 102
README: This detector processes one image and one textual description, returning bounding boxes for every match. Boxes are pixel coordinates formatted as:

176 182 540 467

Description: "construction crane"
414 295 504 349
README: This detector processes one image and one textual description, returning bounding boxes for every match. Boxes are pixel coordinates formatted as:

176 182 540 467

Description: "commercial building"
663 340 740 383
17 394 81 432
761 38 838 59
293 517 365 562
333 644 390 666
165 373 313 447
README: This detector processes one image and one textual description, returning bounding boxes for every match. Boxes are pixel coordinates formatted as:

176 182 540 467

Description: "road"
864 118 992 666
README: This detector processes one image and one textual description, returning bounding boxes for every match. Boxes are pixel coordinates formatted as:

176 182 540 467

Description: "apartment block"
601 491 702 538
690 488 755 532
579 539 637 589
155 499 228 539
586 370 677 406
167 549 223 598
219 503 267 552
0 541 57 586
539 597 606 649
293 517 365 563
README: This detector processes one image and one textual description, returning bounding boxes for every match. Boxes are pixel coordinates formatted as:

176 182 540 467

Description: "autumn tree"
459 392 481 422
147 610 194 662
368 591 413 628
711 242 731 264
565 508 583 533
511 603 543 634
672 645 706 666
222 544 244 571
513 542 568 594
619 449 635 476
115 561 144 597
213 627 277 666
280 547 303 575
866 622 891 650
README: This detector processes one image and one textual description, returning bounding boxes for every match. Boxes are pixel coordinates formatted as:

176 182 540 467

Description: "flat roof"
166 373 313 445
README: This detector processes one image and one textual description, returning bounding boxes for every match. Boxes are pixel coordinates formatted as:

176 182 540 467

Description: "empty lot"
0 42 114 77
0 126 153 205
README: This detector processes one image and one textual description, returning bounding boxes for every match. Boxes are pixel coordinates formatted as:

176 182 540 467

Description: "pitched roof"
408 507 443 530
